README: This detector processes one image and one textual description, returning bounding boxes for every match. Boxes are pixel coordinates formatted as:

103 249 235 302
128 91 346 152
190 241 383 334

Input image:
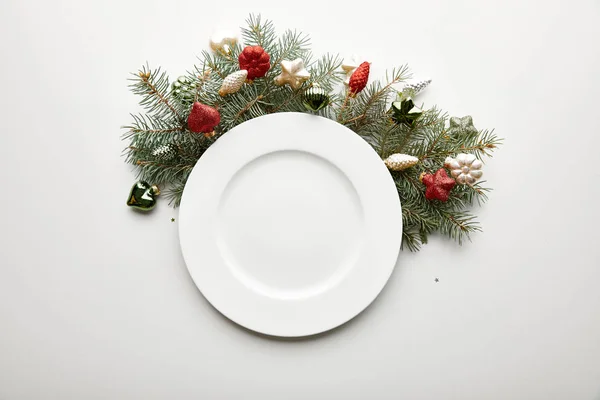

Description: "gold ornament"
342 55 360 86
209 31 238 53
444 153 483 184
274 58 310 89
219 70 248 96
383 153 419 171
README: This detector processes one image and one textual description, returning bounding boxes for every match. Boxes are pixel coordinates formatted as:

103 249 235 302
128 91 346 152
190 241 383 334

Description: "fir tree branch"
122 14 502 251
133 68 181 120
236 94 264 120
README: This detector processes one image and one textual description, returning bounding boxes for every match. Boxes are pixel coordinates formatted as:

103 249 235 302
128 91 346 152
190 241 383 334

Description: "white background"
1 0 599 398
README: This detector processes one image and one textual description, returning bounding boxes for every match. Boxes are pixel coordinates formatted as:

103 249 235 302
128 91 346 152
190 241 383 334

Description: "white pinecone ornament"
151 144 178 162
219 70 248 96
383 153 419 171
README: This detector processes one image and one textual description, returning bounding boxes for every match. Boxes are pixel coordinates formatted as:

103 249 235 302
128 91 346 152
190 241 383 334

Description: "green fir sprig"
123 15 501 250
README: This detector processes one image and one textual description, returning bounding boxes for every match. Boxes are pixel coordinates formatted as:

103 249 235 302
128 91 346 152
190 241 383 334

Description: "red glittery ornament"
187 102 220 135
421 168 456 202
349 62 370 95
238 45 271 80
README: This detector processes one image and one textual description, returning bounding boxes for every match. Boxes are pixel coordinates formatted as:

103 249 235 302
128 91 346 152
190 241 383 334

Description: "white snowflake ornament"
219 70 248 96
274 59 310 89
445 153 483 185
383 153 419 171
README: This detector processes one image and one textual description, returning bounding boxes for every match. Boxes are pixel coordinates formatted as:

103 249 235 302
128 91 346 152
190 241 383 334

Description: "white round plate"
179 112 402 337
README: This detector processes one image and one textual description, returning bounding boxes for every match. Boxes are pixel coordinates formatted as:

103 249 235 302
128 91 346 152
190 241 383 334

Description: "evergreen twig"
123 15 502 251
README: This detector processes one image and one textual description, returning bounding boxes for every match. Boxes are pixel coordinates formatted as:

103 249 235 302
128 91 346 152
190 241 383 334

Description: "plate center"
217 150 364 300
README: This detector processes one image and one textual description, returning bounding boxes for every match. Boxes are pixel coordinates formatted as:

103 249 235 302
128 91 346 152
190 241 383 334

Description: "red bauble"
187 102 220 134
349 61 370 95
422 168 456 202
238 45 271 80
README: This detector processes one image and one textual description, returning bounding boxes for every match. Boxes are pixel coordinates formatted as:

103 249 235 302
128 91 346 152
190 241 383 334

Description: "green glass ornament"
171 76 195 100
447 115 478 136
126 181 160 211
303 86 330 112
391 98 423 126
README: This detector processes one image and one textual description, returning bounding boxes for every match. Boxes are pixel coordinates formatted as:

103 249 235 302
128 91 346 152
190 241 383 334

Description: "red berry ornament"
349 61 370 95
187 102 220 136
238 45 271 80
421 168 456 202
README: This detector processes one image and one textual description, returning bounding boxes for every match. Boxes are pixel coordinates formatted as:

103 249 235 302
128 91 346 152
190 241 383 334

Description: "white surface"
0 0 599 399
179 113 402 336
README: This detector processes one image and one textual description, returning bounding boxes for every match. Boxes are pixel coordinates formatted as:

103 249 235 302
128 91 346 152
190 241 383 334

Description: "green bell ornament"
391 98 423 126
303 86 330 112
126 181 160 211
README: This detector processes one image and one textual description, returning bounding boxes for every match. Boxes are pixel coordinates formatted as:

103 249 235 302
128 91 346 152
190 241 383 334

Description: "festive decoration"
421 169 456 202
383 153 419 171
238 45 271 80
341 55 360 85
303 85 330 111
209 31 238 53
274 58 310 89
127 181 160 211
348 62 370 95
187 102 221 136
448 115 478 136
151 144 178 162
445 154 483 185
391 98 423 126
219 70 248 96
171 76 195 100
123 15 502 250
401 78 432 97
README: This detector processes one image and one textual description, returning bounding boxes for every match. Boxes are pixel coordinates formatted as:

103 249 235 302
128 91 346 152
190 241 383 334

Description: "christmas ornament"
238 46 271 80
348 62 370 96
187 102 221 136
219 70 248 96
421 168 456 202
123 15 503 251
383 153 419 171
274 58 310 89
391 98 423 126
341 55 360 85
303 85 330 111
126 181 160 211
209 31 238 53
401 78 432 97
151 144 178 162
171 76 195 100
445 153 483 185
448 115 478 136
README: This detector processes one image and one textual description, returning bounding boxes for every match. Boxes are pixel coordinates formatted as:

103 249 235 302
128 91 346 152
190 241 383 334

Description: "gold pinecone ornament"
219 70 248 96
383 154 419 171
